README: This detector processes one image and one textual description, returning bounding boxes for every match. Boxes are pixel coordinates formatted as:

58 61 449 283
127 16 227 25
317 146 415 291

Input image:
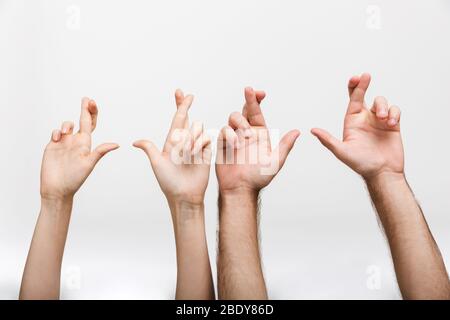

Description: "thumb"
272 129 301 170
90 143 119 165
311 128 344 156
133 140 162 166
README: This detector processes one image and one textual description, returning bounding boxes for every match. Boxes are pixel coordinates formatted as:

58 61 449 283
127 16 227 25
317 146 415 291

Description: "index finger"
169 94 194 132
347 75 360 97
175 88 185 107
243 90 265 118
243 87 266 126
346 73 371 115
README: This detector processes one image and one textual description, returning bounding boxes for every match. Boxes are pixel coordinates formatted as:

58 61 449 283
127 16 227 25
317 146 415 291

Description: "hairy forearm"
366 172 450 299
20 197 73 300
218 189 268 300
169 201 215 300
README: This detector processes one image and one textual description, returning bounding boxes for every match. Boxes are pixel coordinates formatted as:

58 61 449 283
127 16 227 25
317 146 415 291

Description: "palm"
41 133 93 198
155 137 211 201
216 88 300 193
40 98 119 200
312 73 404 179
340 108 404 177
134 90 212 204
216 126 274 192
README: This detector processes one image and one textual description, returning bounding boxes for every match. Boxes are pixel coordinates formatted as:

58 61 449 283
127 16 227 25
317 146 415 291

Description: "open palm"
41 98 119 200
134 90 211 205
312 73 404 179
216 87 300 193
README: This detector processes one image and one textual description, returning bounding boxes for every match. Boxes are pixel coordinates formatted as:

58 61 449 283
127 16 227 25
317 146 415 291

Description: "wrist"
166 193 205 207
41 195 74 208
218 187 259 221
40 196 73 221
168 200 205 226
40 188 75 203
219 186 260 200
364 171 406 187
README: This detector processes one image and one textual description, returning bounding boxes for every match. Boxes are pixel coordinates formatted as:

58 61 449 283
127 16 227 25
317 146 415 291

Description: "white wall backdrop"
0 0 449 299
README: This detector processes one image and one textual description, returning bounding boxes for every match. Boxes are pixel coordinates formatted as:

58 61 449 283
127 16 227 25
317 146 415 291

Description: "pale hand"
312 73 404 180
216 87 300 194
134 90 212 205
40 98 119 200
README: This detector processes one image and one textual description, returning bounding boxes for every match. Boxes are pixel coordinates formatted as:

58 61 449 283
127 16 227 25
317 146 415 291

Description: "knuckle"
192 120 203 129
229 112 240 121
374 96 385 103
200 134 211 143
175 112 186 119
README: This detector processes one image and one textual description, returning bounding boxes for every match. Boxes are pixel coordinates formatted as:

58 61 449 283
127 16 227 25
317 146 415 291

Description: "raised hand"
41 98 119 200
311 73 403 180
133 89 214 300
216 87 300 194
20 98 118 300
134 89 212 206
311 74 450 299
216 88 300 300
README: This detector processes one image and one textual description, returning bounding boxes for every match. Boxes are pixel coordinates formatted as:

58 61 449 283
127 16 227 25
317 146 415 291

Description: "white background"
0 0 449 299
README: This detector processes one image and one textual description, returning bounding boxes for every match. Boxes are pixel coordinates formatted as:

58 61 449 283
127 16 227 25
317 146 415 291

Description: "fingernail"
379 111 388 117
244 128 253 138
62 128 67 134
388 118 397 126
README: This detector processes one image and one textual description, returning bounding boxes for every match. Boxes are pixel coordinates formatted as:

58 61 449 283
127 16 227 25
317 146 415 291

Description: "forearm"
218 189 267 300
169 201 215 300
20 197 73 300
366 172 450 299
